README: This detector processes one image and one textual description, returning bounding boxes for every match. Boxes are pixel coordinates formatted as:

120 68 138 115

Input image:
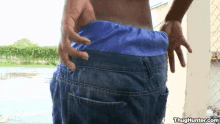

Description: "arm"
165 0 194 23
58 0 92 71
161 0 193 73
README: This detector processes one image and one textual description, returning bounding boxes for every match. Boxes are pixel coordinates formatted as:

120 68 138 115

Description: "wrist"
165 16 182 24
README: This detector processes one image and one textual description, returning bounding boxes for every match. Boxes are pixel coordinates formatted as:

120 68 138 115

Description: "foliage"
211 52 220 59
0 39 59 66
10 38 38 47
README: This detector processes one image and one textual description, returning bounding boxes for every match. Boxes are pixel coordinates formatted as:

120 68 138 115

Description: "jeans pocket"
67 93 127 124
157 86 169 121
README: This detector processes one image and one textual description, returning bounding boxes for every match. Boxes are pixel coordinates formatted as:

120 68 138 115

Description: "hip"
51 50 169 124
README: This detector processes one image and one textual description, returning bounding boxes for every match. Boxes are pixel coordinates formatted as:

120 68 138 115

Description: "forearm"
165 0 194 23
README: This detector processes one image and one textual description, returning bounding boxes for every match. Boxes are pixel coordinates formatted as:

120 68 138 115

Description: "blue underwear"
71 20 169 57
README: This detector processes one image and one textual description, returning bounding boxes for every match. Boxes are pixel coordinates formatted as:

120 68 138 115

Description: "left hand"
58 0 96 71
160 21 193 73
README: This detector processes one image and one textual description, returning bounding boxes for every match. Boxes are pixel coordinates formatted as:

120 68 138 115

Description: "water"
0 67 57 123
0 67 57 83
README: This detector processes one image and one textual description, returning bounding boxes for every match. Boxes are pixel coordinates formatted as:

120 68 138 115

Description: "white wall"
184 0 210 119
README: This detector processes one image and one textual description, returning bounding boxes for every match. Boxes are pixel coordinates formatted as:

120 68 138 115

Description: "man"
50 0 193 124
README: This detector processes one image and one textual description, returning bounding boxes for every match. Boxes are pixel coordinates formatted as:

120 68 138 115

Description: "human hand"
58 0 96 71
160 21 192 73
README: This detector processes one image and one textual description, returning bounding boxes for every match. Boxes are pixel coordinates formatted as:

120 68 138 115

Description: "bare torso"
90 0 153 29
75 0 153 32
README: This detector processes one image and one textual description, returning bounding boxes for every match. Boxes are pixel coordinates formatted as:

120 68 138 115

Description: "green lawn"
0 58 58 67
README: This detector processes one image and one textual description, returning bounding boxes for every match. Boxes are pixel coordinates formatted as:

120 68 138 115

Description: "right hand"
58 0 96 71
160 21 192 73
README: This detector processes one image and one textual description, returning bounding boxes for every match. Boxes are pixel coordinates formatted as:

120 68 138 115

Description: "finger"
58 43 76 71
61 37 89 60
168 50 175 73
61 18 91 45
175 47 185 67
180 37 193 53
61 0 91 45
66 24 91 44
58 43 76 69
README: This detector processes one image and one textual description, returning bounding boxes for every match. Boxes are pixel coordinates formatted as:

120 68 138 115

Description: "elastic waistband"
78 20 168 38
58 50 167 72
72 20 169 57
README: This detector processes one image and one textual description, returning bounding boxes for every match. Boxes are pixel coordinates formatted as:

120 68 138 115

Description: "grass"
0 58 58 68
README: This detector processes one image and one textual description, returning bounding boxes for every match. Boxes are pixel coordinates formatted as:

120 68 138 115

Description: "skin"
90 0 153 29
58 0 193 73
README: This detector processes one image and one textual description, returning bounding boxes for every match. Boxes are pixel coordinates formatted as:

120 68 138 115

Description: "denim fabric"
71 20 169 57
50 50 169 124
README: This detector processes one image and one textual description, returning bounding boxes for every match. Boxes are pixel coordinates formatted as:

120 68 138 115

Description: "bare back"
75 0 153 32
90 0 153 29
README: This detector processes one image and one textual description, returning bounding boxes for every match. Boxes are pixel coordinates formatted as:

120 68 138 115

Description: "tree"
11 38 38 46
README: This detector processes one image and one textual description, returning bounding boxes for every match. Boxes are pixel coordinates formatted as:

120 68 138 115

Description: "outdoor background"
0 0 218 123
0 0 172 123
0 0 168 47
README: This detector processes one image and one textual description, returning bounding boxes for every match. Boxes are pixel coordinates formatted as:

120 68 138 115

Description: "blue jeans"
50 50 169 124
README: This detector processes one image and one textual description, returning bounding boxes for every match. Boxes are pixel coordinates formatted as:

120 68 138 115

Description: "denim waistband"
58 50 167 73
71 20 169 57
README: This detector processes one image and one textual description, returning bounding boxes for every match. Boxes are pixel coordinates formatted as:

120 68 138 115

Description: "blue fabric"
71 20 169 57
50 50 169 124
50 21 169 123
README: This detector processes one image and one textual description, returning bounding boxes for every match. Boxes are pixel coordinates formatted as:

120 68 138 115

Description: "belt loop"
143 57 154 79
